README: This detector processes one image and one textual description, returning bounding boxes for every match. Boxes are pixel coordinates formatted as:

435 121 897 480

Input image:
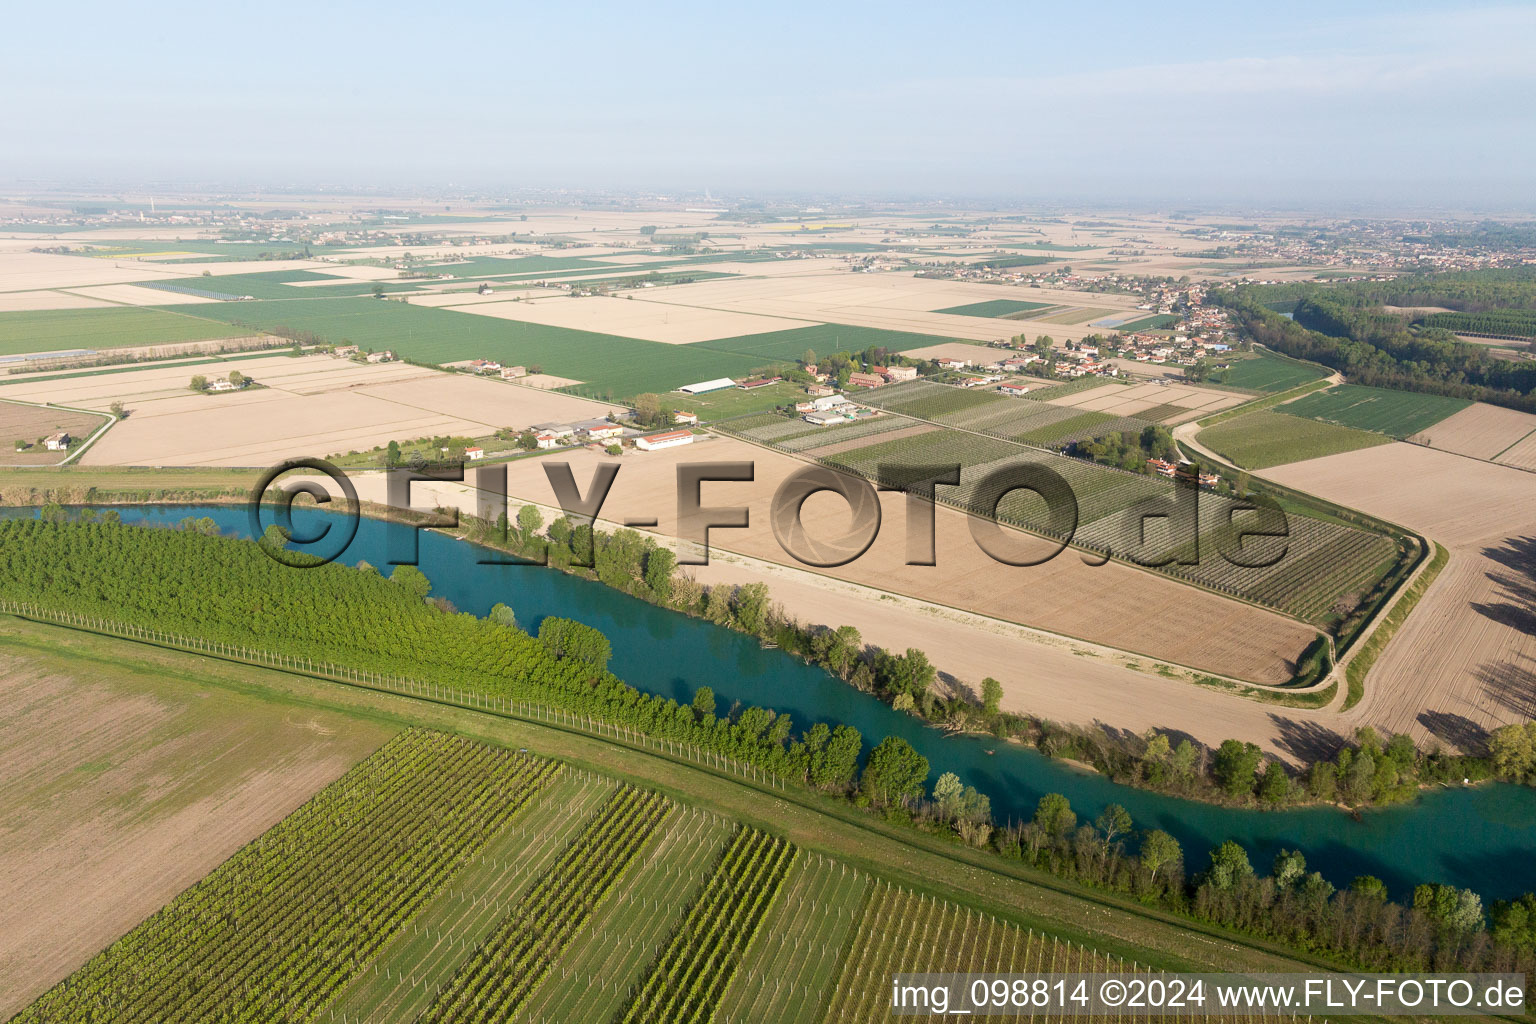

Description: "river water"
82 505 1536 899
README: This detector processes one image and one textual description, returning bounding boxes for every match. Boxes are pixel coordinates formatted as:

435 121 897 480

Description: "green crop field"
139 269 361 300
158 297 774 400
695 322 952 362
0 307 255 357
1219 351 1329 392
1201 410 1395 469
933 299 1052 318
1278 384 1470 437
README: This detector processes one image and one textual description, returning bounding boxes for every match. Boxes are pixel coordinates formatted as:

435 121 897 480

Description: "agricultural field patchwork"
12 728 1209 1024
727 381 1404 625
1200 410 1395 469
1278 384 1471 438
157 297 774 400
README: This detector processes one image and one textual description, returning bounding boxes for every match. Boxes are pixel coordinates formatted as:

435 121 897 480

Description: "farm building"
471 359 501 373
531 422 576 439
806 384 836 397
885 365 919 381
737 376 782 390
998 381 1031 396
848 372 884 388
673 411 699 425
635 429 695 451
464 446 485 460
43 432 70 451
803 410 849 426
500 365 527 380
680 378 736 395
579 420 624 440
535 433 562 449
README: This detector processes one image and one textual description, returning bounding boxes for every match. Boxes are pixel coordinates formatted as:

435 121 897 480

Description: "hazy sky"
5 1 1532 207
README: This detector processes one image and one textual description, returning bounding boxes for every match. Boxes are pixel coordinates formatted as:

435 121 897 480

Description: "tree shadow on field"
1479 654 1536 719
1416 711 1489 756
1267 714 1344 763
1472 535 1536 636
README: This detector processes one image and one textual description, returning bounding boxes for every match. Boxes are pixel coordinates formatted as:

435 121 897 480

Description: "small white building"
635 429 695 451
535 433 562 450
803 410 847 426
998 381 1031 396
673 410 699 425
464 446 485 460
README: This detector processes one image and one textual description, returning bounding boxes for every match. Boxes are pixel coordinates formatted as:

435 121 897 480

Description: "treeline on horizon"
11 510 1536 978
1214 268 1536 413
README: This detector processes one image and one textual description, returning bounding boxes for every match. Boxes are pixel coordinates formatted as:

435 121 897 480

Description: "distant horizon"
4 0 1533 210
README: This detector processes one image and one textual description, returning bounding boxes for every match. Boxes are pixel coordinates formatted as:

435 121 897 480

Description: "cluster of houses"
1146 458 1220 488
467 359 530 380
527 416 627 450
795 392 873 426
334 345 397 364
948 345 1118 380
1118 330 1229 366
517 414 697 454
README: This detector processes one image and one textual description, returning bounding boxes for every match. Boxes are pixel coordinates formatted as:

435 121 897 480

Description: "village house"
464 446 485 460
998 381 1031 396
43 432 70 451
535 432 562 450
365 350 396 363
334 345 359 357
885 365 918 381
470 359 501 374
672 410 699 425
806 383 836 397
847 371 884 389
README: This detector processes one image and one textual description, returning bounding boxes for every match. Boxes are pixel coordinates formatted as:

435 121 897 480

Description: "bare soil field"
0 402 108 465
0 290 113 312
0 638 391 1016
1267 444 1536 743
482 436 1314 683
9 355 616 466
895 341 1002 363
63 284 221 305
1495 430 1536 472
0 251 175 291
1405 402 1536 462
520 372 585 390
442 294 816 343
